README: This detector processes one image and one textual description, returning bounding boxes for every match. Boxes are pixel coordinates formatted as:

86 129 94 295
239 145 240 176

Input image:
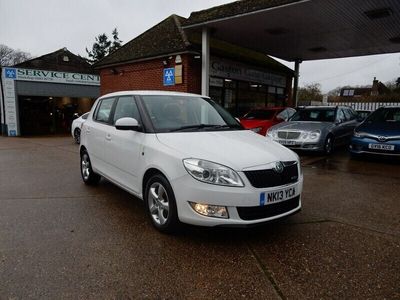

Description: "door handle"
105 134 112 141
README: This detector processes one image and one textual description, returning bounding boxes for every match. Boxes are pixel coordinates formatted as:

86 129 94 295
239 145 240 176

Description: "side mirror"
115 117 140 131
335 119 343 125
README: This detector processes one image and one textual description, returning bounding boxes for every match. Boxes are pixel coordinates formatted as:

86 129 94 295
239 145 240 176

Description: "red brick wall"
99 54 201 96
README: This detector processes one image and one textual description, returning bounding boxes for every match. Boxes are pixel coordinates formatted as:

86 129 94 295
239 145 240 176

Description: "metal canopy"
184 0 400 61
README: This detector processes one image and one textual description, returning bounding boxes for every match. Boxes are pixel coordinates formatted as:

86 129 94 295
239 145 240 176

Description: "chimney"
371 77 379 96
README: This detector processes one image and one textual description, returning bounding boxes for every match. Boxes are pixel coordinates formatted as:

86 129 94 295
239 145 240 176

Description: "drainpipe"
0 67 6 136
201 27 210 96
293 59 302 107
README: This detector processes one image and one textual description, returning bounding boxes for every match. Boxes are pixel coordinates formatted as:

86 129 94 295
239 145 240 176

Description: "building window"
343 89 355 96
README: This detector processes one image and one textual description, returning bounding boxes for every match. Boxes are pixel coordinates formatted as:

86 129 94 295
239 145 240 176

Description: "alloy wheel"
148 182 170 225
81 153 90 180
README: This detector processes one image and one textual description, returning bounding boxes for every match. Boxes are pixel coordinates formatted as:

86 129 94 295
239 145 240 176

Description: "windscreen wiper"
170 124 228 132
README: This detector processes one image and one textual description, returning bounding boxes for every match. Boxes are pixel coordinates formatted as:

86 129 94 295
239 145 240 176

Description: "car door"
333 108 348 145
85 97 116 174
103 95 145 194
343 108 359 143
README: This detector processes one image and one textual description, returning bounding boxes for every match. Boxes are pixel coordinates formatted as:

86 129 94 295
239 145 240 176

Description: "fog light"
189 202 229 219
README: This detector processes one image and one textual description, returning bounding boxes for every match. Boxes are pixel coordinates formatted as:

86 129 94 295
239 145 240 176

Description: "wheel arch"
142 168 169 198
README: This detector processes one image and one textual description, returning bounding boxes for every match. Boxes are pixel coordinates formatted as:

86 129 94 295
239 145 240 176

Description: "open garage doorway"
18 96 95 136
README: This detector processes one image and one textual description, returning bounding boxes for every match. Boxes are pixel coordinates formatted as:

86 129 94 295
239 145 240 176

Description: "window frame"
93 97 117 125
112 95 143 126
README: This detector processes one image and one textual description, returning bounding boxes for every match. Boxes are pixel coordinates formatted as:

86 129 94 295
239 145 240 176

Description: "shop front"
209 57 289 116
0 67 100 136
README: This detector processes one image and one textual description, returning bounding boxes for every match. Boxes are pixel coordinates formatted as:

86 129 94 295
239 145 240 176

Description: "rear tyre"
324 135 334 155
144 174 180 234
80 150 101 185
74 128 81 144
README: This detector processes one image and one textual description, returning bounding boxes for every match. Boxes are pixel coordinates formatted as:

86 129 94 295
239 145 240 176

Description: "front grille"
277 131 301 140
244 162 299 188
237 196 300 220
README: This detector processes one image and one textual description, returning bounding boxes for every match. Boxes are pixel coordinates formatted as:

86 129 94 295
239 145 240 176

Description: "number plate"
368 144 395 151
260 186 297 206
277 140 296 146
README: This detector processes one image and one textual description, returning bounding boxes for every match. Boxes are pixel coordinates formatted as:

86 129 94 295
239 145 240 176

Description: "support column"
293 59 301 107
201 27 210 96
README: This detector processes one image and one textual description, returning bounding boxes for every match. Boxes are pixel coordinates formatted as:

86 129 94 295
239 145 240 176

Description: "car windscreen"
141 95 242 133
366 107 400 123
243 109 277 120
290 109 335 122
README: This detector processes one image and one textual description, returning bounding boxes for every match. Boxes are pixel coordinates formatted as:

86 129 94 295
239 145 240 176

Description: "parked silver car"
267 106 360 154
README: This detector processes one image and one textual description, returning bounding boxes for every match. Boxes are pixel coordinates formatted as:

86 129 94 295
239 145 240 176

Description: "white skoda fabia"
80 91 303 233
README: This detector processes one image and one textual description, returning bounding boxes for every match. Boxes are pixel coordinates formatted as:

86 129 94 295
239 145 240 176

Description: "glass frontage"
209 77 287 117
18 96 95 135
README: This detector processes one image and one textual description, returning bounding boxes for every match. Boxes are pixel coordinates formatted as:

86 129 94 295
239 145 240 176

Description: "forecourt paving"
0 137 399 299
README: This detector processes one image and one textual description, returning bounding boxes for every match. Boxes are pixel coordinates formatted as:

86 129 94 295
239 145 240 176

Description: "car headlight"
250 127 262 133
267 129 278 139
183 159 244 187
309 130 321 140
301 130 320 140
354 131 366 138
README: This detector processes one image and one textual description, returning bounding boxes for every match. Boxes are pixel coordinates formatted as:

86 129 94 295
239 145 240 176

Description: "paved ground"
0 136 399 299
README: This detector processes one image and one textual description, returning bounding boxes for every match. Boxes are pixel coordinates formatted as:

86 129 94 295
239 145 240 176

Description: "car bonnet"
155 130 297 171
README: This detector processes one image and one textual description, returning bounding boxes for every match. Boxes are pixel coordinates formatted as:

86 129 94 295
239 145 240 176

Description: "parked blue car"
350 107 400 156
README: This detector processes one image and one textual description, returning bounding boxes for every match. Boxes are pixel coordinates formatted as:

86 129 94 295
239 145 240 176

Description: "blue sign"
9 130 17 136
5 68 17 79
163 68 175 86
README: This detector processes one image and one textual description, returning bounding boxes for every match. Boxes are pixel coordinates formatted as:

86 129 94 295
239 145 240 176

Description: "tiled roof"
184 0 301 27
94 13 293 74
94 15 189 68
15 48 96 74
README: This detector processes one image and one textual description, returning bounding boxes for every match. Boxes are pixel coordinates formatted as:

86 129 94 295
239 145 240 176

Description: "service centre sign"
4 67 100 86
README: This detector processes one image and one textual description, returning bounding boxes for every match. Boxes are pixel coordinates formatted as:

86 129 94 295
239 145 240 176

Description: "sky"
1 0 399 93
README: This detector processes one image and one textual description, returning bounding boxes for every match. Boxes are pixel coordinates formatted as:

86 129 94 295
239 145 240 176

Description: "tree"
298 83 323 102
0 44 32 66
86 28 123 63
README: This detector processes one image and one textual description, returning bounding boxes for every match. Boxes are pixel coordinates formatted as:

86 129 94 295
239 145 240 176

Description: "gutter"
93 50 199 70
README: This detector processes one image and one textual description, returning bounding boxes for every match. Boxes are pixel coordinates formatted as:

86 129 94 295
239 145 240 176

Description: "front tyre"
145 174 180 233
80 151 101 185
324 135 334 155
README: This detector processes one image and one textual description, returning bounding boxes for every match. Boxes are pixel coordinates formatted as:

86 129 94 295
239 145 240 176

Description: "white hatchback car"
80 91 303 232
71 112 89 144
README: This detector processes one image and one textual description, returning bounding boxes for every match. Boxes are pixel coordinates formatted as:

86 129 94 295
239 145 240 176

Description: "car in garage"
267 106 360 154
350 106 400 156
79 91 303 233
240 107 296 136
71 112 89 144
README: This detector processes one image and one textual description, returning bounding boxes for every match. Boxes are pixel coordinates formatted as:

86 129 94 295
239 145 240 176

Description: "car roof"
250 107 288 111
98 90 208 100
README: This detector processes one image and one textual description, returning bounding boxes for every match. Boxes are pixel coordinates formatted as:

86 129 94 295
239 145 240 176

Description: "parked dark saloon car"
351 106 400 157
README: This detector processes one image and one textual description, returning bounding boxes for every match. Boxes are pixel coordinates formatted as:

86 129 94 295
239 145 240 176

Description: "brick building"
94 15 294 117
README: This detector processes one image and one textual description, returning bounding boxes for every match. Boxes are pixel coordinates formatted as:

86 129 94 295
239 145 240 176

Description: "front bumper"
272 139 324 151
350 136 400 156
171 172 303 227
